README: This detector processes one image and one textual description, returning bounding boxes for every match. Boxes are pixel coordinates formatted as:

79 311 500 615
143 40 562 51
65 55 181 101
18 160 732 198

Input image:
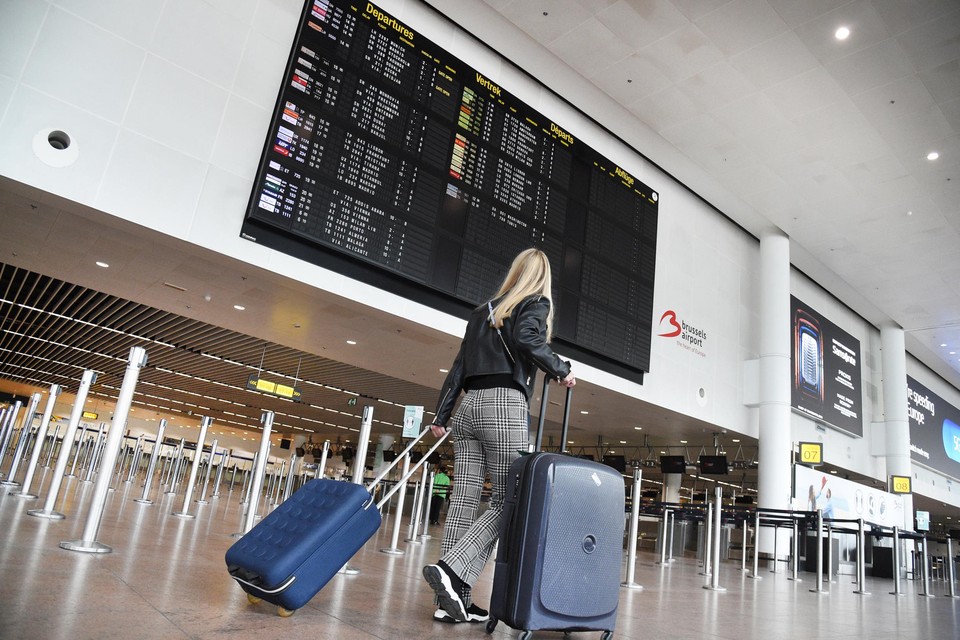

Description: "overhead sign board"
246 374 302 401
798 441 823 465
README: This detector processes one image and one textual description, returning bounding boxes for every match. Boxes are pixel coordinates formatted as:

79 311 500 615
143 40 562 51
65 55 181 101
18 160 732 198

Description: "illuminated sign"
246 374 302 401
81 411 98 420
890 475 911 494
798 441 822 465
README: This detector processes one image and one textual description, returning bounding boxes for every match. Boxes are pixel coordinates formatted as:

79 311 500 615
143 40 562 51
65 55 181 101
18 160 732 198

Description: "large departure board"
241 0 659 380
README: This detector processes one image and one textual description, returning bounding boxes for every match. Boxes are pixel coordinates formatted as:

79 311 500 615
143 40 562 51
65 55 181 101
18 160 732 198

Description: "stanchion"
315 440 330 479
810 509 828 593
918 535 934 597
770 521 781 573
420 470 435 540
667 511 676 563
29 370 97 519
134 419 167 505
406 463 428 544
173 416 212 518
700 502 713 577
340 406 374 575
44 424 61 468
787 515 802 582
622 466 643 589
740 516 749 572
270 460 285 505
233 411 274 537
124 435 145 483
212 449 229 498
826 522 836 582
61 346 148 554
12 384 62 499
656 508 671 566
704 487 726 591
381 452 411 555
889 526 903 596
196 439 218 505
82 424 106 484
853 518 871 595
748 509 763 580
1 393 42 486
281 454 297 503
0 400 23 477
946 537 958 599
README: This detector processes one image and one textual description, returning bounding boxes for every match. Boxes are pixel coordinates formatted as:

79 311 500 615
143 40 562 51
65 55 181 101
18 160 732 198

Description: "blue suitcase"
226 428 447 615
487 384 624 639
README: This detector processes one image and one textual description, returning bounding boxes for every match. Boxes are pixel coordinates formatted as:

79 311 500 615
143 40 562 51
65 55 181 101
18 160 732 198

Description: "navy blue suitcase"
226 428 447 615
488 385 624 639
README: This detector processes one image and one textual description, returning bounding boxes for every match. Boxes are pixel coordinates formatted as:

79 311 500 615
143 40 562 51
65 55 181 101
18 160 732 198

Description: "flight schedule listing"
243 0 660 377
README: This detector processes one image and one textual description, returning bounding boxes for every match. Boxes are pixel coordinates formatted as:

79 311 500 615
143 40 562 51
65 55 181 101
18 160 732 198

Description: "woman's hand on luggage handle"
430 424 449 438
560 371 576 388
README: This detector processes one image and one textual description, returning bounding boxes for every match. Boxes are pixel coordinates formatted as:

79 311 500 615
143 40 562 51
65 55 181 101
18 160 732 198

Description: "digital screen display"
790 296 863 436
907 375 960 478
240 0 659 380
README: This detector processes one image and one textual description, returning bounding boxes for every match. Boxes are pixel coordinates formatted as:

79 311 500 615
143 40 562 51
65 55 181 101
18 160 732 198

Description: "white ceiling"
435 0 960 389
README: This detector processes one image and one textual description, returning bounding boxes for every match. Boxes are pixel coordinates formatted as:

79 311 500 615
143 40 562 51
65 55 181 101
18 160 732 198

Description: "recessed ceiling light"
95 261 109 268
942 343 948 347
927 151 940 160
732 439 740 443
634 426 642 430
619 440 626 444
580 410 589 414
950 352 956 355
680 440 687 444
835 26 850 40
233 304 245 311
439 368 448 373
346 340 357 345
907 211 913 216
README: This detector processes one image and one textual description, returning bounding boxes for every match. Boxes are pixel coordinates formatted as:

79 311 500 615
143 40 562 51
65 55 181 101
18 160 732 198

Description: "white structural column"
881 323 913 529
757 228 793 555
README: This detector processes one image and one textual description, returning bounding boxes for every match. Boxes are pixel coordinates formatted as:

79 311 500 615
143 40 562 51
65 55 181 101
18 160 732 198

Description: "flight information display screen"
241 0 660 379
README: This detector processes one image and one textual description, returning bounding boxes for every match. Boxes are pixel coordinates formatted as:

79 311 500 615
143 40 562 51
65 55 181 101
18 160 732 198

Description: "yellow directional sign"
798 441 822 465
891 475 912 494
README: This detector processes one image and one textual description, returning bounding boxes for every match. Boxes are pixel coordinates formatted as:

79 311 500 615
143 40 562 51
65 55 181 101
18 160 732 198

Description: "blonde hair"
489 248 554 339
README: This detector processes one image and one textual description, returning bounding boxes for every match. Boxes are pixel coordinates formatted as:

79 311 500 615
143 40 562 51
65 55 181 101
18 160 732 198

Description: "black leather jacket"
433 295 571 427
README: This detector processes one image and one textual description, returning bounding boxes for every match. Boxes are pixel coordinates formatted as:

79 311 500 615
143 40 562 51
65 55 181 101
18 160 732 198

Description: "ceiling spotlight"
732 439 740 443
95 261 109 268
634 426 643 430
233 304 245 311
835 26 850 40
927 151 940 160
680 440 687 444
439 368 449 373
580 410 589 414
346 339 357 345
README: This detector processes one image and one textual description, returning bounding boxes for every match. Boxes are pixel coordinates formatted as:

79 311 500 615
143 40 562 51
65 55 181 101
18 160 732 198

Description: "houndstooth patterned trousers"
439 387 529 593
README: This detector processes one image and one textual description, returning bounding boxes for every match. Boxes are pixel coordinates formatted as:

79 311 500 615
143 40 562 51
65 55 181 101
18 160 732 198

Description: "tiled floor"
0 470 957 640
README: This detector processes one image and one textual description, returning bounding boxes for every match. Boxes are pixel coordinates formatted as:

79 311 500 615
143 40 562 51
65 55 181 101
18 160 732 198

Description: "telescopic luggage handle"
366 426 450 509
534 375 573 453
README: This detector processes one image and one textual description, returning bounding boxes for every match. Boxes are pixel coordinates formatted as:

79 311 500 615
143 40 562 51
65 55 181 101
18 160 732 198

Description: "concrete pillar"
881 323 914 529
757 228 793 555
662 472 682 503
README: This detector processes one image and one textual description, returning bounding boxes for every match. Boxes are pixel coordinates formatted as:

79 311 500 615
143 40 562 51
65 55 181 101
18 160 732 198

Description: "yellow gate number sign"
798 442 822 465
891 475 911 494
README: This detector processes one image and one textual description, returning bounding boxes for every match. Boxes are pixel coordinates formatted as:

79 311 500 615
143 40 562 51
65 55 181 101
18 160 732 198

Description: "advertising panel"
907 375 960 479
795 465 904 530
790 296 863 436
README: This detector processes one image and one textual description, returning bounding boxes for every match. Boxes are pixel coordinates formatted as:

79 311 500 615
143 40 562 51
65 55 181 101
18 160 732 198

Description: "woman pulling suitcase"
422 248 575 623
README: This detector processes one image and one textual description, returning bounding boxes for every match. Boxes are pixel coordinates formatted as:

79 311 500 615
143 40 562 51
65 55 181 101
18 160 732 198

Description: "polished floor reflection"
0 470 957 640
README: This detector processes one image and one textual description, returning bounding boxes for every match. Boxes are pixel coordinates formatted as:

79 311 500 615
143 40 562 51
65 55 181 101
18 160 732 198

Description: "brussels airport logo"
658 309 707 358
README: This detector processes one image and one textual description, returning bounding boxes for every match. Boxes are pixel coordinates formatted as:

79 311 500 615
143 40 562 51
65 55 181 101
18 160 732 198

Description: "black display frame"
240 0 660 382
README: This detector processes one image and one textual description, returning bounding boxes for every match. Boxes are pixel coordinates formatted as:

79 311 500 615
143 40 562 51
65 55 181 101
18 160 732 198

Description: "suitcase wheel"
484 617 497 634
519 631 532 640
277 606 296 618
246 593 262 605
600 631 613 640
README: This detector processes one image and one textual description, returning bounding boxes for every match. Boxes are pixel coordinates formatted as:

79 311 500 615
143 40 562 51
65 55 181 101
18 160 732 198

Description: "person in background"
421 248 575 624
430 465 451 525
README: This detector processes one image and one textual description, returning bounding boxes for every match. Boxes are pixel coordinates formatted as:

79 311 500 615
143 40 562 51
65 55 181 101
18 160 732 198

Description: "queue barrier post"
1 393 43 487
787 515 802 582
853 518 871 595
340 405 373 575
656 508 671 566
61 346 147 554
918 535 934 598
135 419 167 505
889 526 904 596
622 466 643 590
667 511 676 563
196 439 219 505
233 411 274 537
0 401 24 479
420 470 435 541
703 487 726 592
700 502 713 577
946 537 958 599
380 452 411 556
406 463 428 544
748 509 763 580
809 509 828 593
